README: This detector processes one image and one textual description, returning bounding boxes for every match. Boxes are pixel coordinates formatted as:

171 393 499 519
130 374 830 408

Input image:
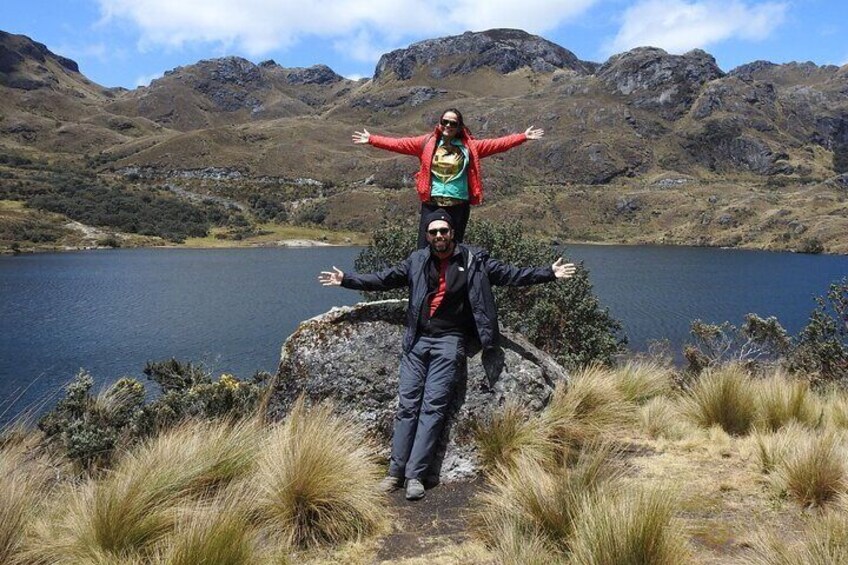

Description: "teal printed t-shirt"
430 138 469 200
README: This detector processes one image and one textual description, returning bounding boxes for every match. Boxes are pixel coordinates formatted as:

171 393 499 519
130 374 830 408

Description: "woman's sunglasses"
440 119 459 128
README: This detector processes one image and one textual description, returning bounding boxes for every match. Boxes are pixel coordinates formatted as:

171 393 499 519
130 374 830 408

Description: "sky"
2 0 846 89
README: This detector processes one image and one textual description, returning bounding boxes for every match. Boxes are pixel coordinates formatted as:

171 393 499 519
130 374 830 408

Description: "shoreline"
2 236 845 256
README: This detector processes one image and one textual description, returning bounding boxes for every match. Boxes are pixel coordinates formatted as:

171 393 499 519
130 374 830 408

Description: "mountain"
1 28 847 253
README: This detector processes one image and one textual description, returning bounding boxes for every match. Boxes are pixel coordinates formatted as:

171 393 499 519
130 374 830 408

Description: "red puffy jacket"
367 126 527 205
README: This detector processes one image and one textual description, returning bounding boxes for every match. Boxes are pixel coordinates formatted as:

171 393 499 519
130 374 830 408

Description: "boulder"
267 300 569 482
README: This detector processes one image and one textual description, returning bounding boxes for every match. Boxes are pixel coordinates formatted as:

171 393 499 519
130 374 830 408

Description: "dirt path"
373 479 487 564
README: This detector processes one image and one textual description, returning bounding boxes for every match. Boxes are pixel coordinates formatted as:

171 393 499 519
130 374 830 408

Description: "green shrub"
683 315 791 374
788 278 848 383
37 362 270 470
354 221 626 368
38 372 151 471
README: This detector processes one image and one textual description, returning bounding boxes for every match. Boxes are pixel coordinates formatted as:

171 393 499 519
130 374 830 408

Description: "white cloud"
96 0 600 61
134 72 163 87
54 42 128 63
606 0 788 55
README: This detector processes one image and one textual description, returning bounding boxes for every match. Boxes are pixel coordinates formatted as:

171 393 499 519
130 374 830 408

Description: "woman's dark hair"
440 108 469 135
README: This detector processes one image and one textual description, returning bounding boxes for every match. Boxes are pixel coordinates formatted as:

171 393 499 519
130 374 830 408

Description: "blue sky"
3 0 846 89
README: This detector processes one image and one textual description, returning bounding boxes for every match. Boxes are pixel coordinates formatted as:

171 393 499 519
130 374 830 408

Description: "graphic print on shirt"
431 144 466 182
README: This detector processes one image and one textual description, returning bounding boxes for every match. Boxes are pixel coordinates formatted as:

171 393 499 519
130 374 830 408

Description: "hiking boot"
405 478 425 500
378 475 403 493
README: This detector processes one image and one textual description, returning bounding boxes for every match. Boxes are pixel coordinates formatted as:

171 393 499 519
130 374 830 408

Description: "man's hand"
319 266 345 286
552 258 576 280
352 129 371 144
524 126 544 140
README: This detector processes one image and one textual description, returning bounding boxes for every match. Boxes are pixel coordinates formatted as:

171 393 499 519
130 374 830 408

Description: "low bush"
787 278 848 383
38 362 270 470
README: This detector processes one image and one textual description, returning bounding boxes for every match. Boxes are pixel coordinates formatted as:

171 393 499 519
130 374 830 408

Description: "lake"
1 245 846 424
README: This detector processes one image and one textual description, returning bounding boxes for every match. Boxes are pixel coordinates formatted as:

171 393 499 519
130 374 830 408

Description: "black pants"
417 201 471 248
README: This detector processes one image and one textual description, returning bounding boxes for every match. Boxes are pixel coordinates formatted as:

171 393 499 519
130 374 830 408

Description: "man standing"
319 210 576 500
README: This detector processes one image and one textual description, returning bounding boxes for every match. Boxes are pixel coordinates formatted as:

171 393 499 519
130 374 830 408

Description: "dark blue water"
1 245 846 424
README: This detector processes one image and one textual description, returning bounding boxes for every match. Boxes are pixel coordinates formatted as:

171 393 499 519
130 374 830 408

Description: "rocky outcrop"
267 300 569 482
374 28 594 81
597 47 724 120
280 64 344 85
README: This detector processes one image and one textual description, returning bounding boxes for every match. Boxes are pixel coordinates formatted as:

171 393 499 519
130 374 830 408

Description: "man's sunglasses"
427 227 451 236
440 119 459 128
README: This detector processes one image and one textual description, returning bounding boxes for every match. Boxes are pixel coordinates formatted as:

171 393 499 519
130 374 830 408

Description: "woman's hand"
524 126 544 140
352 129 371 144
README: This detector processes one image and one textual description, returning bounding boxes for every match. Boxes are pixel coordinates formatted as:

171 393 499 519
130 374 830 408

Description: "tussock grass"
256 398 385 549
743 511 848 564
750 424 806 475
639 396 686 439
473 402 555 473
822 388 848 429
26 419 259 563
569 486 691 565
155 486 258 565
486 521 560 565
681 365 757 435
0 437 56 565
611 359 676 405
474 442 621 555
753 371 822 432
544 365 634 452
772 431 848 508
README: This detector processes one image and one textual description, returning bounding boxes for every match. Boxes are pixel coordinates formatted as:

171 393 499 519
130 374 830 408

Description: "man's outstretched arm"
487 256 576 286
318 260 411 291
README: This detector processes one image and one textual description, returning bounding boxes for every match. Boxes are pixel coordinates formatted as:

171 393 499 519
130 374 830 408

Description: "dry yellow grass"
472 401 556 473
256 398 387 549
0 434 57 565
753 370 822 432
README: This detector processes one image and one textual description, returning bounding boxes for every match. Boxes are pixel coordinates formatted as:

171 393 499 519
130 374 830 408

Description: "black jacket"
341 244 556 352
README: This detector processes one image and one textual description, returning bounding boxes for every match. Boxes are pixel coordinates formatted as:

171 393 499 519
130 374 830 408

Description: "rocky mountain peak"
596 46 725 119
279 64 344 85
0 30 81 90
373 28 594 82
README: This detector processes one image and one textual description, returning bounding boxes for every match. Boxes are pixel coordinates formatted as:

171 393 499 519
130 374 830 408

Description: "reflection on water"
1 245 846 423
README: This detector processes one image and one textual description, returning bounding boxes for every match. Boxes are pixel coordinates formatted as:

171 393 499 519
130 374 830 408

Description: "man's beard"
430 238 451 253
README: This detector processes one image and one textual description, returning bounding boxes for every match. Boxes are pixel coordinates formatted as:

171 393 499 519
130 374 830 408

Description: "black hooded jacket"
341 244 555 353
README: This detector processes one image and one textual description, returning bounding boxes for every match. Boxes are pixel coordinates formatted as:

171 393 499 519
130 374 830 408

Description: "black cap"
424 208 453 229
